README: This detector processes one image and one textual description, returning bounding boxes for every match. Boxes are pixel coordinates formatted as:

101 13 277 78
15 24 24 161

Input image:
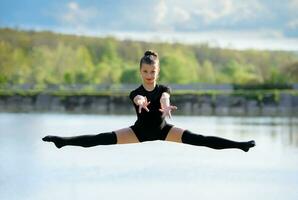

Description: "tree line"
1 28 298 87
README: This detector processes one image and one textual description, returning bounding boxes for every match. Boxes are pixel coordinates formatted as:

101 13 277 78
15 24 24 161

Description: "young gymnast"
43 50 255 152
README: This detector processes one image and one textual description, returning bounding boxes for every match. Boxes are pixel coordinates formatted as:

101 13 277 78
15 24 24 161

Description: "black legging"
42 130 255 152
42 132 117 148
182 130 255 152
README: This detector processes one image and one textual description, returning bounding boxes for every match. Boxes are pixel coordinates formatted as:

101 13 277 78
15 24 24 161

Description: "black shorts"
130 123 173 142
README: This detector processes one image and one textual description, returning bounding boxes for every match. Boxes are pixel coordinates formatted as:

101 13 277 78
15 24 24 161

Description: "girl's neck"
142 82 156 91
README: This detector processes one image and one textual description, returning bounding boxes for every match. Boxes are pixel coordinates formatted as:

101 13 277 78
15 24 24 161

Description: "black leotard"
129 84 173 142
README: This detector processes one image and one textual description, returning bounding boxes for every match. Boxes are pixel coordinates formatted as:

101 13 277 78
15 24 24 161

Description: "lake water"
0 113 298 200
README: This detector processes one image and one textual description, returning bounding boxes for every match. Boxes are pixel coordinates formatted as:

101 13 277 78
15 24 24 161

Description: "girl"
43 50 255 152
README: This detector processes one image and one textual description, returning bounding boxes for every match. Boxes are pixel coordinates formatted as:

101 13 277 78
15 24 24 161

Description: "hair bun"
140 50 159 67
144 50 158 57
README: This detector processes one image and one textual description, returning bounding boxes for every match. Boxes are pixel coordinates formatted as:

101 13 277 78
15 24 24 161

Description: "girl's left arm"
160 92 170 108
159 92 177 118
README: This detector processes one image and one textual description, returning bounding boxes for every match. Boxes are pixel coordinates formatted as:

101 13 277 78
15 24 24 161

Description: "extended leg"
165 127 255 152
42 128 140 149
42 132 117 148
181 130 255 152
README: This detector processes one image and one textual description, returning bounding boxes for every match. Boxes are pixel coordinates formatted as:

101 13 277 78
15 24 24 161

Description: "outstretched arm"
159 92 177 118
133 95 150 113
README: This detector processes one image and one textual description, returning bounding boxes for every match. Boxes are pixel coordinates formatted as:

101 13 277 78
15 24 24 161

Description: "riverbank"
1 89 297 116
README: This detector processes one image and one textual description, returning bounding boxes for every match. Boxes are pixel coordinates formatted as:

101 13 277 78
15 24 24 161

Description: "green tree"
92 62 110 84
159 50 198 84
220 60 260 84
120 68 140 83
199 60 216 83
0 41 13 84
284 62 298 82
10 48 31 84
73 46 95 83
1 28 298 86
29 46 50 84
97 39 122 84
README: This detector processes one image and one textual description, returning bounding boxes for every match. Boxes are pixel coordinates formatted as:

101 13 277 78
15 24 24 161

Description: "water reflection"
236 117 298 147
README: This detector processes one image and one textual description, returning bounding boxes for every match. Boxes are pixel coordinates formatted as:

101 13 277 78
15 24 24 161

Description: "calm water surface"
0 113 298 200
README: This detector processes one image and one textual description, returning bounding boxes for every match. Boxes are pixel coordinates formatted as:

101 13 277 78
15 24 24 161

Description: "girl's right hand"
137 96 150 113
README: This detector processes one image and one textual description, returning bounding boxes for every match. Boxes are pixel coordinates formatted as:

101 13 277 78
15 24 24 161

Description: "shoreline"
1 91 297 116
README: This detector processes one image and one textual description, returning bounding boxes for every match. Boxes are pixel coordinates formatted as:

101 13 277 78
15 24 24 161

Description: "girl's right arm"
133 95 150 113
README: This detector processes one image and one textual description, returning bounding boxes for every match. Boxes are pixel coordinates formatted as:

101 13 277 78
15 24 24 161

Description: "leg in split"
165 127 255 152
42 127 140 148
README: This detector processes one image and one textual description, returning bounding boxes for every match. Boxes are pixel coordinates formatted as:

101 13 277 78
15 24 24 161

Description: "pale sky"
1 0 298 50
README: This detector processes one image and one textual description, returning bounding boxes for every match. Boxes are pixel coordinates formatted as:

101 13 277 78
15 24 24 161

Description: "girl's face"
140 63 159 85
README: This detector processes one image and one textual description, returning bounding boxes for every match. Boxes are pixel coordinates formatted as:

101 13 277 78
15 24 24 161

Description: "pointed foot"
42 135 64 149
242 140 256 152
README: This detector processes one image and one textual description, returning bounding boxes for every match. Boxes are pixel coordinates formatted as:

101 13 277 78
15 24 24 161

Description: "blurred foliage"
1 28 298 87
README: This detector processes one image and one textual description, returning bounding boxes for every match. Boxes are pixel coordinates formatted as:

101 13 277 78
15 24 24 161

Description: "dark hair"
139 50 159 69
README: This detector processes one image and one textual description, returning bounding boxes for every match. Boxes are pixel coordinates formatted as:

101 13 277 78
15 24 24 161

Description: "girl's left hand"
159 105 177 118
